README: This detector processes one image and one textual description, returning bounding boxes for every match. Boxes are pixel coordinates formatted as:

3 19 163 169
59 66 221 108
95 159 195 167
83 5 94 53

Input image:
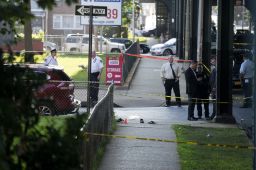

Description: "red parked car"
32 65 80 115
5 64 81 115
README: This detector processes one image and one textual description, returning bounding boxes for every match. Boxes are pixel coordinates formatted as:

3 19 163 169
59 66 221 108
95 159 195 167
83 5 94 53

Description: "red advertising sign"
106 54 123 85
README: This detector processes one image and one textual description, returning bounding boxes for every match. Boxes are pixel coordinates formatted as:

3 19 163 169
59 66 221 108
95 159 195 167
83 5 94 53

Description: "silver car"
150 38 176 56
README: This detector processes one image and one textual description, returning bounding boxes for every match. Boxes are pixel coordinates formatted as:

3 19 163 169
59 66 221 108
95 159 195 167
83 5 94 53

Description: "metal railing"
122 42 140 84
81 83 114 170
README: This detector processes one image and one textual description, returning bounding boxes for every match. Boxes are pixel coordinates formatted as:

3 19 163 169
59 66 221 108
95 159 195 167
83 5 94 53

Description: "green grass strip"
173 125 253 170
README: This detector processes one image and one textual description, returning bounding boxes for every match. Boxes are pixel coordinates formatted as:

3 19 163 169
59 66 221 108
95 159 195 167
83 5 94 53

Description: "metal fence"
44 35 65 51
81 83 114 170
122 41 140 84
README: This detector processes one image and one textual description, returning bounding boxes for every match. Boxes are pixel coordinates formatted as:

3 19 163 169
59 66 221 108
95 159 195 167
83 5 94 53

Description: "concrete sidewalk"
99 49 252 169
99 106 238 170
99 107 182 170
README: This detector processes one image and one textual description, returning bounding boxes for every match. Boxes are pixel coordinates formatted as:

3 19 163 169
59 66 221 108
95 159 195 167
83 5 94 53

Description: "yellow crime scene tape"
69 52 246 104
111 54 246 104
113 91 247 104
233 42 254 45
83 132 255 150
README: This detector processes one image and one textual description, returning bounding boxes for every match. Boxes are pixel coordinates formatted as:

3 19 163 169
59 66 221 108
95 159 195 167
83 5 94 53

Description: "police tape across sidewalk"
126 53 192 63
83 132 255 150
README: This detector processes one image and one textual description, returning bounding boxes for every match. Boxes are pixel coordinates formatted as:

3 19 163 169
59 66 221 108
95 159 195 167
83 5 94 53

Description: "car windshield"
82 37 89 43
100 37 109 43
66 37 81 43
164 38 176 45
81 36 107 44
110 39 121 43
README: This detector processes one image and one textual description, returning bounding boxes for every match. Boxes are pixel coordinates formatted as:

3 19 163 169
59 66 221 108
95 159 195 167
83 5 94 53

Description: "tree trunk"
24 0 34 63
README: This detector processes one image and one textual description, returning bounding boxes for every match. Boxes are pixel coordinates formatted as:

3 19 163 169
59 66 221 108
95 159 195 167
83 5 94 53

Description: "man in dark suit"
185 60 199 121
196 63 210 119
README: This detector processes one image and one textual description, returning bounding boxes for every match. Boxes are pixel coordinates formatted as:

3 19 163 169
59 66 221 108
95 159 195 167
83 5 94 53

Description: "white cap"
51 47 56 52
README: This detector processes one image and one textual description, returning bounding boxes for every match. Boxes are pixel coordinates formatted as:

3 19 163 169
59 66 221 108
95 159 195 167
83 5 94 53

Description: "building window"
53 15 61 29
75 16 82 28
53 14 83 30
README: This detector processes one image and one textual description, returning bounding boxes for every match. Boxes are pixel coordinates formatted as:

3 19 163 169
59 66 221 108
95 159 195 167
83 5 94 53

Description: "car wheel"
145 48 150 53
150 33 155 37
37 101 55 115
163 50 172 56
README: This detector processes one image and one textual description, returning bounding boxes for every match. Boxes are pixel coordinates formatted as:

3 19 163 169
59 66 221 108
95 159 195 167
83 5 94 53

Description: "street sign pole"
75 5 107 114
87 5 93 114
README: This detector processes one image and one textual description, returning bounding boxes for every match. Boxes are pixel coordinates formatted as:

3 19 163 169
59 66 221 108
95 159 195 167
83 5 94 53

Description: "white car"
64 34 84 52
150 38 176 56
43 41 57 51
80 35 126 53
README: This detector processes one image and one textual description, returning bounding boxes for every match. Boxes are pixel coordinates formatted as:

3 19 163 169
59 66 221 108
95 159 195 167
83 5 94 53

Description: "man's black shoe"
207 114 215 120
164 104 171 107
188 117 198 121
148 121 156 124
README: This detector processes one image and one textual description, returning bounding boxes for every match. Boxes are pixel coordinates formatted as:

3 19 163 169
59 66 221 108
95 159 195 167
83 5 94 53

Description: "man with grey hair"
160 55 182 107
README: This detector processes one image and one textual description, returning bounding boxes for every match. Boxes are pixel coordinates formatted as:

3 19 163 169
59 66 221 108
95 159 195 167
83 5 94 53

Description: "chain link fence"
81 83 114 170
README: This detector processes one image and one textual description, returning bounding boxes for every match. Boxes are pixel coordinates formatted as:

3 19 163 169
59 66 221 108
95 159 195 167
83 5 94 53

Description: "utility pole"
253 12 256 170
132 0 135 42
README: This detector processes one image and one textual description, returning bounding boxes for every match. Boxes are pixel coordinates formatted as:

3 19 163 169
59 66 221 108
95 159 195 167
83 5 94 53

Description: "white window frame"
53 14 83 30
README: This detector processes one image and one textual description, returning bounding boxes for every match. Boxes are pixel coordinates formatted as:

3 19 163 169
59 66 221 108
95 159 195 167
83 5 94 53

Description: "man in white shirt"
160 55 181 107
44 48 58 66
239 51 254 108
90 51 104 106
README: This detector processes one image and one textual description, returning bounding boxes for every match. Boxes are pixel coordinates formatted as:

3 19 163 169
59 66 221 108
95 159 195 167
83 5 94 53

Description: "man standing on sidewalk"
90 51 104 106
240 51 254 108
196 63 210 119
160 55 182 107
209 57 216 120
185 60 198 121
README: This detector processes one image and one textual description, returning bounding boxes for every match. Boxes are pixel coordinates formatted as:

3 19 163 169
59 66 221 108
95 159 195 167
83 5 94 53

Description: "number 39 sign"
81 0 122 26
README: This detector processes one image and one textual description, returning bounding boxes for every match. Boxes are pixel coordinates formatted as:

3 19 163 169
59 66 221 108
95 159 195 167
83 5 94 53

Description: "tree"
24 0 34 63
0 1 86 170
0 0 79 62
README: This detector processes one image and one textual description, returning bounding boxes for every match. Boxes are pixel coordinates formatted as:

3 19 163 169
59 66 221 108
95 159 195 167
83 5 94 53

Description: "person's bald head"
168 55 174 63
